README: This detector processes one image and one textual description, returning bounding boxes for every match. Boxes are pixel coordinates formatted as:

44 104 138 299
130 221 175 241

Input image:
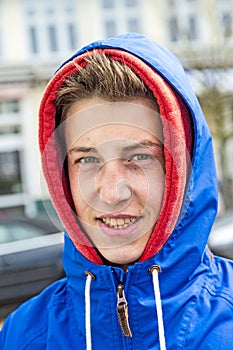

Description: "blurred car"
208 212 233 260
0 216 64 319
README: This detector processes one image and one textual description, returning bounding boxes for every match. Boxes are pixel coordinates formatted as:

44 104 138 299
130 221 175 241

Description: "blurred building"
0 0 232 217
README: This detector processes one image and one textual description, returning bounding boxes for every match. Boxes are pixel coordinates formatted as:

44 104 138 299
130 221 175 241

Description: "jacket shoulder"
0 278 68 349
213 256 233 298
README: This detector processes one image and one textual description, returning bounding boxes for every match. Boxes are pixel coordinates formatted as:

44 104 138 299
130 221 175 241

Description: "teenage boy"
1 33 233 350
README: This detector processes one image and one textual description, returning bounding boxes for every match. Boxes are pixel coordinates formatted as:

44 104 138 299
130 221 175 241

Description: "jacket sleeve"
0 312 47 349
0 316 12 349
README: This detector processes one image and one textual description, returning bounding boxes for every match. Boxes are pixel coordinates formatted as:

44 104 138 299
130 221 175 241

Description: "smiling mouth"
100 217 138 229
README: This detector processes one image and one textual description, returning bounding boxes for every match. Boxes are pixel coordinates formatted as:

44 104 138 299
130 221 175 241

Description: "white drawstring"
85 267 166 350
150 265 167 350
85 271 95 350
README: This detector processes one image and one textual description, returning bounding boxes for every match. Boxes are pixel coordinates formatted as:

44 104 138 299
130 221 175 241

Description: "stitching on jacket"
202 283 233 307
176 296 198 349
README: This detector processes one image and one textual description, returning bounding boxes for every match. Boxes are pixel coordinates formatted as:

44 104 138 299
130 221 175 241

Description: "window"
126 0 139 6
169 17 179 42
0 151 22 195
105 20 117 37
67 23 77 51
0 99 21 134
128 17 141 32
0 125 21 135
0 100 20 114
0 222 45 243
45 3 55 15
222 13 233 38
102 0 115 8
28 26 39 54
102 0 143 38
23 0 79 56
48 25 58 52
188 15 198 41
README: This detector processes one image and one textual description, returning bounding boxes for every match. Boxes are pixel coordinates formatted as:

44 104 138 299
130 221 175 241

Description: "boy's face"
65 98 165 266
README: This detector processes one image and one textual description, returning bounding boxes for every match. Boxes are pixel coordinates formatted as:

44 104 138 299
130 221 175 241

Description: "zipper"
116 283 132 337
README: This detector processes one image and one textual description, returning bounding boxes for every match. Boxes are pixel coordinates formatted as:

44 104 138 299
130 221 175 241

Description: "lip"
98 214 139 219
97 216 141 237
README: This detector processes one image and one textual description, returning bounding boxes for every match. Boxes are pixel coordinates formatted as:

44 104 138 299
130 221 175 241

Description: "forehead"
63 99 163 148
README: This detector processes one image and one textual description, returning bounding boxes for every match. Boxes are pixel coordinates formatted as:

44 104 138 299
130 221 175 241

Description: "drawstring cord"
150 265 167 350
85 267 166 350
85 271 95 350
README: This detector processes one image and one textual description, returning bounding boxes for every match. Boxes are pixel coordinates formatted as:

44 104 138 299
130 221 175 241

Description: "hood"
39 33 218 269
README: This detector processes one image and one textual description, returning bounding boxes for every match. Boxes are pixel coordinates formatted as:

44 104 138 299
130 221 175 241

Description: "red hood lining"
39 49 193 264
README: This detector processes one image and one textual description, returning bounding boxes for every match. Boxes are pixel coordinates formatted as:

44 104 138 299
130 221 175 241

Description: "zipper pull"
117 284 132 337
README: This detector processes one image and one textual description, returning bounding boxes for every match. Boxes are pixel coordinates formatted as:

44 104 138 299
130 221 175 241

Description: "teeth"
116 218 124 226
102 217 137 228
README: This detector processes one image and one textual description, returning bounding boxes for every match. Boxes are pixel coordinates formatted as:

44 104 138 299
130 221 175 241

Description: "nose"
96 159 132 205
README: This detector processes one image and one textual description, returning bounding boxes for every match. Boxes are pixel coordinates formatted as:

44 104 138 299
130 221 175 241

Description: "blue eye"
79 156 99 164
131 154 152 161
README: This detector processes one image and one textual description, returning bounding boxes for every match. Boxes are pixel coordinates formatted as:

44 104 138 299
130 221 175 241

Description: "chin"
100 247 143 267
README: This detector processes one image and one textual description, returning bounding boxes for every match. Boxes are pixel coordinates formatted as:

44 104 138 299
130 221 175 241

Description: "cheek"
136 165 165 196
144 169 165 207
68 167 86 214
69 168 102 223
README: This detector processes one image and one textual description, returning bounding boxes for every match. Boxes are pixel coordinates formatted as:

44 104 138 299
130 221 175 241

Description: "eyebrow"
122 140 163 152
68 140 163 155
69 146 97 155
